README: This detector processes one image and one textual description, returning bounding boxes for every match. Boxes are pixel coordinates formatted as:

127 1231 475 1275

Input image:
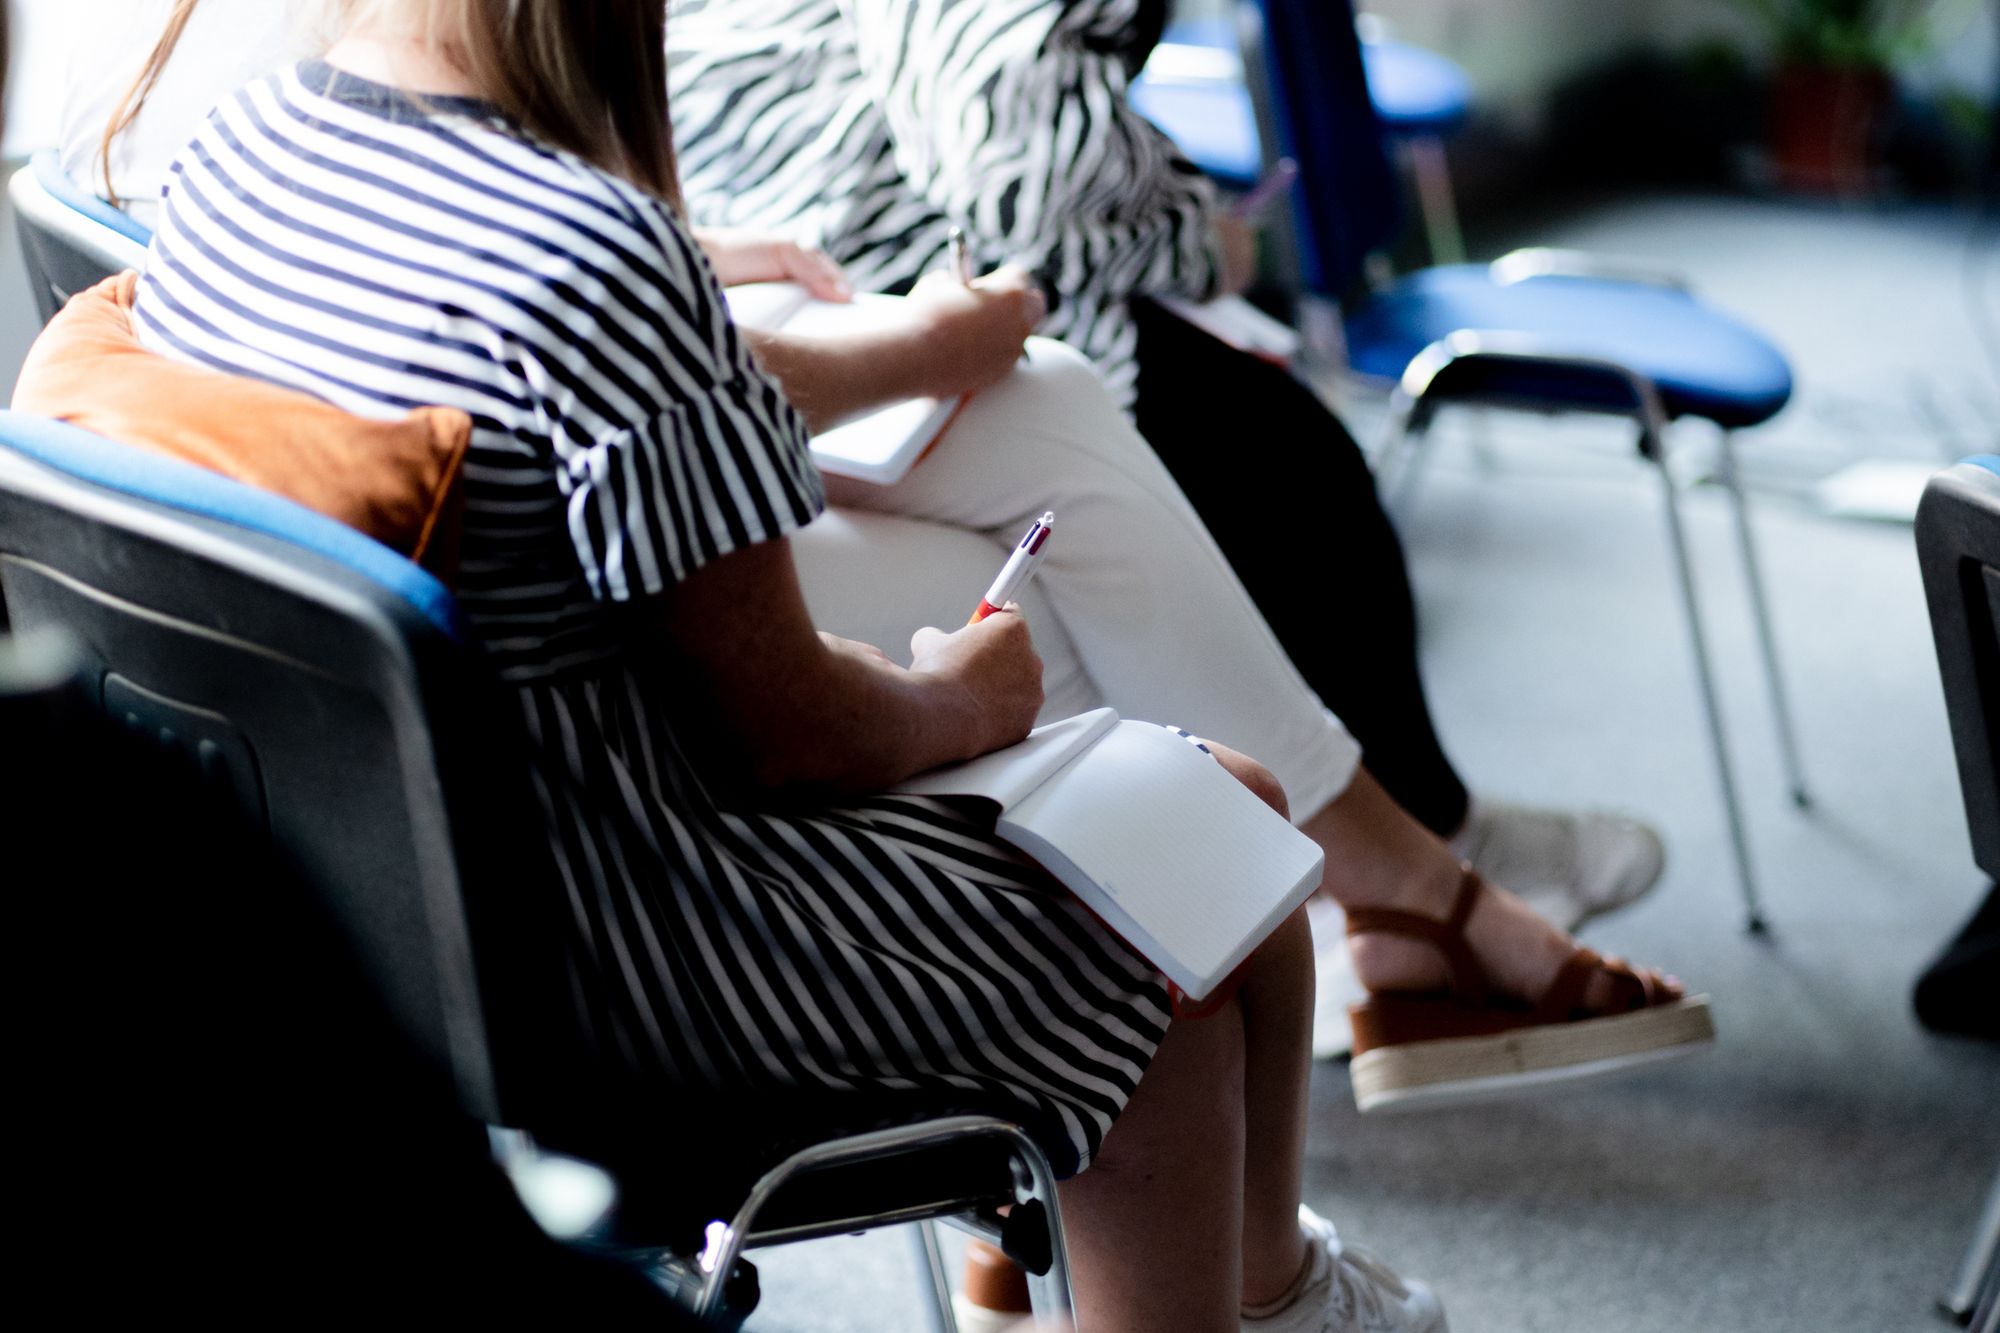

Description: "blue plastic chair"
0 416 1080 1326
8 151 150 321
1244 0 1803 930
1129 12 1474 260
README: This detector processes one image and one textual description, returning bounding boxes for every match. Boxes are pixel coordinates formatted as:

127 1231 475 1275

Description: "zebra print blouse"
668 0 1224 410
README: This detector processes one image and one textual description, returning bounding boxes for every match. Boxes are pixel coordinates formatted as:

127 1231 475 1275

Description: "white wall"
2 0 85 158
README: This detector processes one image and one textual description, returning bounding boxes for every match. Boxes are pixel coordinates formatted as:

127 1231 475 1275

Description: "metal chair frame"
691 1115 1074 1330
1141 12 1470 265
1226 0 1810 930
1941 1166 1999 1329
1375 329 1812 932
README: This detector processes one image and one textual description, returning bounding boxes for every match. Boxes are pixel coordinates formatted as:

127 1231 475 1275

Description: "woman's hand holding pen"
910 610 1045 759
903 264 1046 398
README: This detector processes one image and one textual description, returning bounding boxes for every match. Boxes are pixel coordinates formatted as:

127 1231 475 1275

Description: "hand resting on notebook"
701 233 1044 435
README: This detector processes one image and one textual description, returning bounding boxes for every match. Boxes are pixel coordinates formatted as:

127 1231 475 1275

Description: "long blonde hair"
100 0 204 208
104 0 682 210
339 0 681 208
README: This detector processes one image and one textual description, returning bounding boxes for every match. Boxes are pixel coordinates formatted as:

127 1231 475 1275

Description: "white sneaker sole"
1351 995 1715 1114
951 1294 1038 1333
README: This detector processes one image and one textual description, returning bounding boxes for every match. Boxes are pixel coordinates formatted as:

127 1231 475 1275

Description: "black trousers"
1132 298 1470 836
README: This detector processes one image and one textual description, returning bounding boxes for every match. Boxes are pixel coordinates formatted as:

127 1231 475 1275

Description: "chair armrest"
1489 247 1693 294
693 1115 1069 1317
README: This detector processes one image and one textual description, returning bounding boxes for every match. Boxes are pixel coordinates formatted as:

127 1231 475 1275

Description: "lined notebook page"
723 281 813 330
1002 721 1325 998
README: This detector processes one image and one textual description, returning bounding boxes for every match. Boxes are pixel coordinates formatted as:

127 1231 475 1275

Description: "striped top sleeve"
131 64 823 613
841 0 1225 306
547 201 828 603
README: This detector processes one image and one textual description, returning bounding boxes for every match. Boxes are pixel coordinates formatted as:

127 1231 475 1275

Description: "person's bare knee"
1200 740 1289 822
1084 1000 1245 1181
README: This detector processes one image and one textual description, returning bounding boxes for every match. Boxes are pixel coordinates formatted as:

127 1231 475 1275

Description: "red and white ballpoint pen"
969 511 1055 624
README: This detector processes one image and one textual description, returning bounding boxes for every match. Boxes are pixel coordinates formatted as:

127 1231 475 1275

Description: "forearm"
660 539 1027 795
745 329 930 435
758 636 987 791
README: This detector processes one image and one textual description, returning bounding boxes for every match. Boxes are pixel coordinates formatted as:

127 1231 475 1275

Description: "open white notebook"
897 709 1325 1000
725 282 963 485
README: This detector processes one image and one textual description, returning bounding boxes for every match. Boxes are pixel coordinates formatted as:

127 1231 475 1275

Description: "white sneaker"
1242 1207 1447 1333
1306 898 1365 1060
1450 798 1665 932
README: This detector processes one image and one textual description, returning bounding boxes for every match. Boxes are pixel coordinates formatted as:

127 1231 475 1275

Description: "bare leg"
1057 990 1247 1333
1204 745 1316 1308
1057 744 1316 1333
1299 769 1683 1008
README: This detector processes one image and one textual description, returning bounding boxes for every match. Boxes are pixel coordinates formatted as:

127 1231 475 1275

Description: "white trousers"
792 338 1362 822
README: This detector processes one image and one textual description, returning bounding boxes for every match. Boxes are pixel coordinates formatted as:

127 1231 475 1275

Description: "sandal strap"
1534 948 1654 1023
1343 864 1491 1004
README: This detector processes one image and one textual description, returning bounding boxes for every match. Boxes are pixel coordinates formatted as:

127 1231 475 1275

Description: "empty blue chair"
1129 16 1263 189
8 150 150 322
1129 12 1474 260
1238 0 1804 931
1353 17 1472 263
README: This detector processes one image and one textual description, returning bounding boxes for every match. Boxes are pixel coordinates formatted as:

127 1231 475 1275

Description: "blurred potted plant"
1741 0 1941 193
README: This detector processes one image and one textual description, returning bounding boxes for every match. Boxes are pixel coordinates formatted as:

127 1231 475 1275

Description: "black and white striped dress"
668 0 1220 411
132 62 1170 1172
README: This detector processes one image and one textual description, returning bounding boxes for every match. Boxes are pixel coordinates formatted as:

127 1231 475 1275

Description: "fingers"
968 266 1047 333
1202 741 1290 820
784 243 853 302
1021 284 1047 330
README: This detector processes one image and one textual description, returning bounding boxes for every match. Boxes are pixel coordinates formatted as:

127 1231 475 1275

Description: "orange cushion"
10 272 471 582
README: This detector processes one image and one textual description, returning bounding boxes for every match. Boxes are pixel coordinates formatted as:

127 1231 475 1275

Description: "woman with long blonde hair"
114 3 1705 1329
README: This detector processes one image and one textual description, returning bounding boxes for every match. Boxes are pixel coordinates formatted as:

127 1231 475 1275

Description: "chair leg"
910 1220 962 1333
1943 1166 2000 1325
1376 395 1435 516
1404 136 1467 267
1010 1136 1077 1331
1717 430 1811 809
1652 442 1770 934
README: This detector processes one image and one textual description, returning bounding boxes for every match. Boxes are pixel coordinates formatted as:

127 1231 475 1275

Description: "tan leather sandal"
1345 864 1714 1113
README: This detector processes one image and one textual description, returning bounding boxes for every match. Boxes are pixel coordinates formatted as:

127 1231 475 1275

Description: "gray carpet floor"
735 193 2000 1332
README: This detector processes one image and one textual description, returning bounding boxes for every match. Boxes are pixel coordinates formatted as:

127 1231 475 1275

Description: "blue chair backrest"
32 148 154 245
1245 0 1400 296
9 152 152 324
1916 457 2000 880
0 412 565 1124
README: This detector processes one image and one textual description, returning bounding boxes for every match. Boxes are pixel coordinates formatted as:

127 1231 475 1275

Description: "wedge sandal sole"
1350 994 1715 1114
